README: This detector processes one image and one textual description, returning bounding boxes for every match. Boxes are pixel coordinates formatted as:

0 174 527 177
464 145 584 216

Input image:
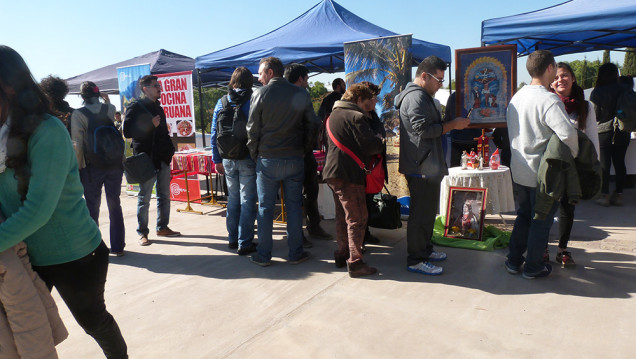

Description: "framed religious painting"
444 187 487 241
455 45 517 128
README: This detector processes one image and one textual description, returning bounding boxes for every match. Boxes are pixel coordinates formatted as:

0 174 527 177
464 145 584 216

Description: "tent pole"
197 69 206 148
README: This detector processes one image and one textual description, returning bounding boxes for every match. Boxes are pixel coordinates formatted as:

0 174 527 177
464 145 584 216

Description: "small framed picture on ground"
444 187 487 241
455 45 517 128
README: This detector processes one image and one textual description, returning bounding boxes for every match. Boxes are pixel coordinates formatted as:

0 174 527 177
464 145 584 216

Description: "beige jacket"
0 242 68 359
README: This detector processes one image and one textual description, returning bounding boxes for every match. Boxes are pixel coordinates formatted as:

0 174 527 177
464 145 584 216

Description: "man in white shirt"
505 50 578 279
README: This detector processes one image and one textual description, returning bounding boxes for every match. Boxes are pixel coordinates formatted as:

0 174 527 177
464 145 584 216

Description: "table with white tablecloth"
439 166 515 217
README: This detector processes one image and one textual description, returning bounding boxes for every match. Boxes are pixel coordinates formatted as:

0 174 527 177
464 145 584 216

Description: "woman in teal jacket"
0 45 127 358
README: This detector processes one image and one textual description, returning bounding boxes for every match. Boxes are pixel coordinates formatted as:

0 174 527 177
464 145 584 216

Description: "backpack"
216 95 249 160
615 90 636 132
79 105 125 169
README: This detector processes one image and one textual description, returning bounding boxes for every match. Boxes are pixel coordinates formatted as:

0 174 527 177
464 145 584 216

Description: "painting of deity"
455 45 517 127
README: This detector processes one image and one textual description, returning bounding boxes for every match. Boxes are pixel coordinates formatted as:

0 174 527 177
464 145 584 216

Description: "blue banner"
117 64 151 111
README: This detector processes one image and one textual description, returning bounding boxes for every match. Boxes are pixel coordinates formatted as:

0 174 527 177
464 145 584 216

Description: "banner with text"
156 71 196 151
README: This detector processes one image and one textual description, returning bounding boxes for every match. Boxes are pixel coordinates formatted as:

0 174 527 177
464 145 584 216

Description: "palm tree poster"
455 45 517 127
344 34 412 133
117 64 151 112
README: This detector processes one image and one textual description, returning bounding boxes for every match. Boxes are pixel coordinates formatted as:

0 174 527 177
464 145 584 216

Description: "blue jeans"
223 158 257 248
507 183 559 274
255 156 305 261
137 162 172 236
80 165 126 252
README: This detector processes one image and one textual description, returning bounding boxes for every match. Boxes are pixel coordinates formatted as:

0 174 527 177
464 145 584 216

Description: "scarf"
0 120 9 174
559 95 576 114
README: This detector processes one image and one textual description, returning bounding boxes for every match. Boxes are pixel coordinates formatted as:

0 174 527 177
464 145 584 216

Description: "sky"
0 0 623 106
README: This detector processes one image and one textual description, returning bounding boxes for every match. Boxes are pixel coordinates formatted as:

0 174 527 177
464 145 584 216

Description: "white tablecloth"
439 166 515 216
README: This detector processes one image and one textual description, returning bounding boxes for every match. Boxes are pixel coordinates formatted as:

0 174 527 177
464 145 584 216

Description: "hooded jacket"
394 82 447 178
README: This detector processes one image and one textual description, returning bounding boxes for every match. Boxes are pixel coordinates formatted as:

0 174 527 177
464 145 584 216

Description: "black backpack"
615 90 636 132
79 105 125 169
216 95 249 160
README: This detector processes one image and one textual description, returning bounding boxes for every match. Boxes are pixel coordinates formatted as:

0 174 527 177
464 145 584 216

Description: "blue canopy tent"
481 0 636 56
65 49 231 94
195 0 451 80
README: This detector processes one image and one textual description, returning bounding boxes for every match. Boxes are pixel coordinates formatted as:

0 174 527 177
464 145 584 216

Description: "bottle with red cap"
490 148 500 170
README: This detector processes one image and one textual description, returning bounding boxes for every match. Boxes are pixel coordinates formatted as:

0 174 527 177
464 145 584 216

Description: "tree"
193 87 225 133
565 58 601 89
517 82 526 90
623 48 636 76
309 81 328 114
602 50 611 64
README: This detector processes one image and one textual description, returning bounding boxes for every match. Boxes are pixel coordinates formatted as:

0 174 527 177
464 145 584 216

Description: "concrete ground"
53 185 636 359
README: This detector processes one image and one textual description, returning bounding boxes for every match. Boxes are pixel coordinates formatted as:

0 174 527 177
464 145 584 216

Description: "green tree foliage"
602 50 611 64
564 58 601 89
193 87 225 133
517 81 527 90
623 48 636 76
309 81 328 114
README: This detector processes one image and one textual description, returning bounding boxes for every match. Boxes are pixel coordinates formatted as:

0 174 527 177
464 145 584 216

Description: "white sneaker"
407 261 443 275
429 251 447 262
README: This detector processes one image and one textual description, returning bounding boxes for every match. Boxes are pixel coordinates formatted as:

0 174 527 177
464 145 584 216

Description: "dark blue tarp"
195 0 451 80
481 0 636 56
65 49 231 94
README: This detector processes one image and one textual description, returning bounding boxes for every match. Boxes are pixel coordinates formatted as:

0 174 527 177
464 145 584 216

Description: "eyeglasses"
147 84 161 89
426 72 445 84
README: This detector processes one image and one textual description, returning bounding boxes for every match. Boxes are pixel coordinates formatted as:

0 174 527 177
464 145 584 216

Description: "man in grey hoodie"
395 56 470 275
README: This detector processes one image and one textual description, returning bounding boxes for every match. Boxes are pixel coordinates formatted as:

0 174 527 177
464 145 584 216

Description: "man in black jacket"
123 75 180 246
246 57 318 266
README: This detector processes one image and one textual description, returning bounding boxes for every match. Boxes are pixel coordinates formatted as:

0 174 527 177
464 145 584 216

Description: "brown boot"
347 260 377 278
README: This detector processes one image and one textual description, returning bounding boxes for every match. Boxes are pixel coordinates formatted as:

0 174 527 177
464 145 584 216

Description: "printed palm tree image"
344 35 412 133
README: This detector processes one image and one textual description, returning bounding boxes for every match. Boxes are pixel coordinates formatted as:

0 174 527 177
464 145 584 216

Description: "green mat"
431 215 511 251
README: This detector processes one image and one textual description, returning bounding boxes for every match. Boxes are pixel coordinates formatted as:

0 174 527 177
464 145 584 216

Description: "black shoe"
228 242 239 250
237 243 257 256
302 236 313 248
522 264 553 279
364 233 380 244
307 226 332 240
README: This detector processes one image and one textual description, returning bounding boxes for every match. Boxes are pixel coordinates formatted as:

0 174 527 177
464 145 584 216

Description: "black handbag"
123 152 155 184
367 186 402 229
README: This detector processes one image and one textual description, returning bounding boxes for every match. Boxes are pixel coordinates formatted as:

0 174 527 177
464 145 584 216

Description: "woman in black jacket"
322 84 384 277
590 63 631 206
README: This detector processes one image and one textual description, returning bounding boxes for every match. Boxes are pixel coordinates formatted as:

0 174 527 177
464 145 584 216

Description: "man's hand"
215 162 224 175
152 115 161 128
443 117 471 133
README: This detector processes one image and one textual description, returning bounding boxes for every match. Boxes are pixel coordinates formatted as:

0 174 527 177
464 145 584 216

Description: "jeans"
255 156 305 261
327 178 367 264
303 152 321 231
33 242 128 359
507 184 559 274
223 158 257 248
80 165 126 252
599 131 630 194
137 161 172 236
406 176 441 266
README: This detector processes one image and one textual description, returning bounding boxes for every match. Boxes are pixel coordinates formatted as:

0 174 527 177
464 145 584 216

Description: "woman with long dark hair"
0 45 127 358
550 62 599 267
590 63 631 206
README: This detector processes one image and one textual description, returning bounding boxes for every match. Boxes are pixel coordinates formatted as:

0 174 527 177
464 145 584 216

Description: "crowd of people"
0 43 633 357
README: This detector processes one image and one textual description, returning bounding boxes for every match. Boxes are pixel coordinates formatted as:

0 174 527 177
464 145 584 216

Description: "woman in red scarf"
550 62 599 267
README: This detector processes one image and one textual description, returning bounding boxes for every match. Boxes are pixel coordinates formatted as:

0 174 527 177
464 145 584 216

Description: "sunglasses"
426 72 445 84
